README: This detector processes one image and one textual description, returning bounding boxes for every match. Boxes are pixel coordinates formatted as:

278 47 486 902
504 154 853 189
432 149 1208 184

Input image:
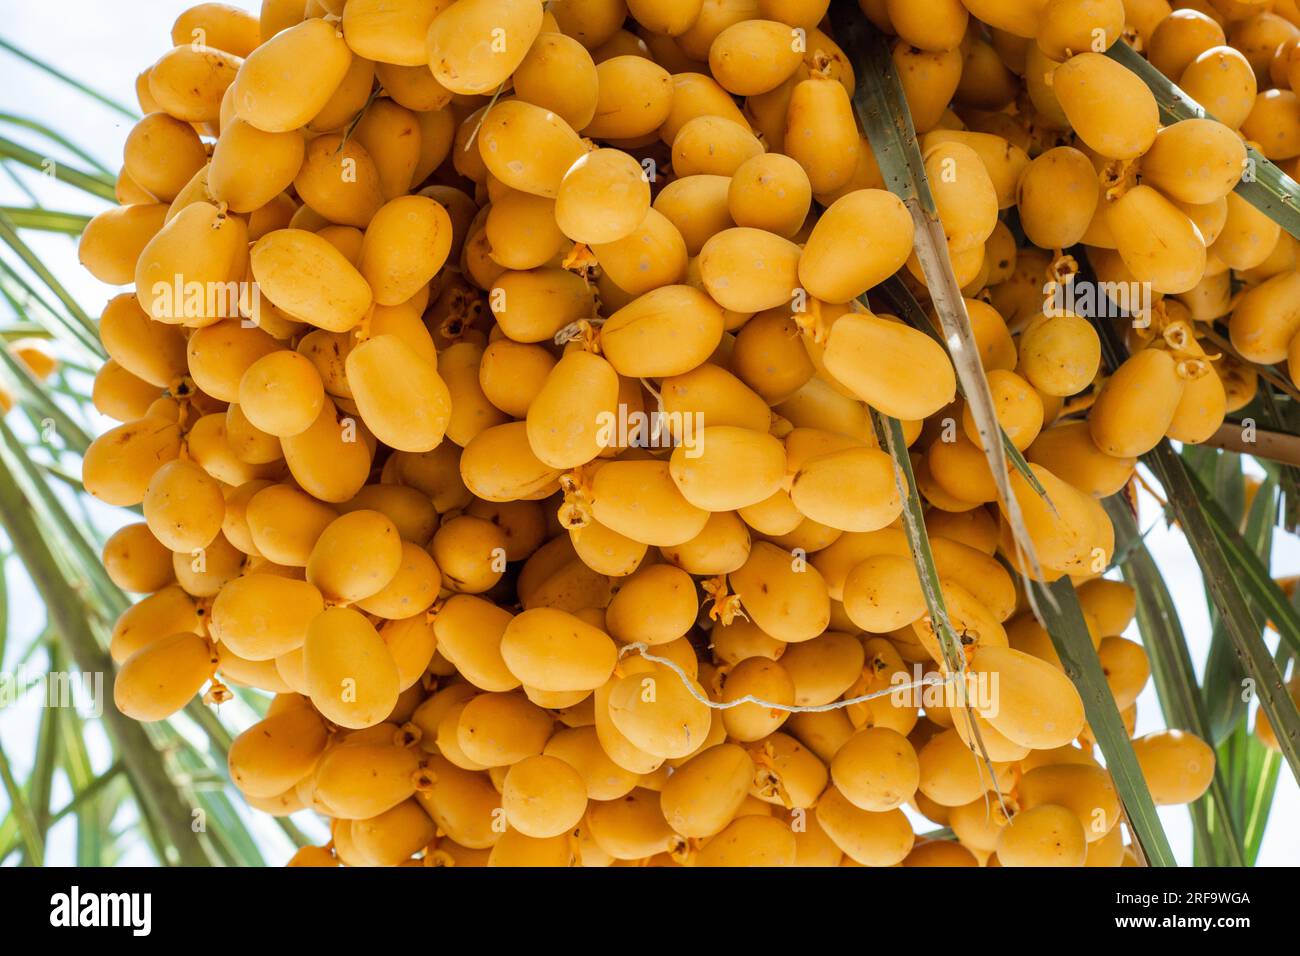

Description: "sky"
0 0 1294 867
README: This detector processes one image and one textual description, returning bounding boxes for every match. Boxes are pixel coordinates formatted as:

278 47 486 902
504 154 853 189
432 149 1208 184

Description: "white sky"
0 0 1294 867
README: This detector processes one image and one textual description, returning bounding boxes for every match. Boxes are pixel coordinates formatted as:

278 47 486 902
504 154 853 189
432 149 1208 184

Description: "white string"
639 377 667 447
617 642 958 714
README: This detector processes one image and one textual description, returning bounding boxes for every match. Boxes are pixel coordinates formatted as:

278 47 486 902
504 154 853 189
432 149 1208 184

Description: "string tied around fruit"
616 641 959 715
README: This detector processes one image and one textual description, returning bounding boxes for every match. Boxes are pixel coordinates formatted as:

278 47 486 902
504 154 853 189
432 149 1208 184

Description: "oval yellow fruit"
1053 52 1159 159
971 645 1086 750
427 0 543 95
233 18 353 132
359 196 453 306
114 631 215 722
303 607 401 729
346 334 452 453
823 312 956 420
251 229 373 333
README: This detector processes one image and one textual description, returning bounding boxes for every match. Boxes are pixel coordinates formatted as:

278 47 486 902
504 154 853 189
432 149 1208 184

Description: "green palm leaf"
1033 576 1177 866
0 451 215 866
0 136 116 201
0 113 114 176
0 211 104 356
1105 496 1246 867
0 738 43 865
0 207 92 233
0 37 138 121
